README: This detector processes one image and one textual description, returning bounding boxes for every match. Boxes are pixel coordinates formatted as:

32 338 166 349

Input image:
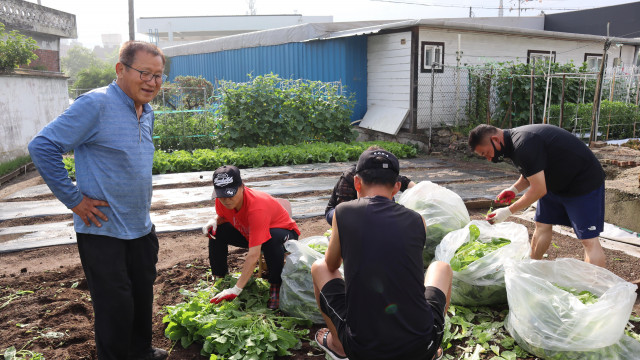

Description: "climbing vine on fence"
467 61 596 128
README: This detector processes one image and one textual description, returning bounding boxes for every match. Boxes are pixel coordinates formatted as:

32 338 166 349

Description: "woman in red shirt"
203 165 300 309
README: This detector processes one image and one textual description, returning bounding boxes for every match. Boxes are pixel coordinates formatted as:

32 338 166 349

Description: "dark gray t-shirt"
504 124 604 196
335 196 431 359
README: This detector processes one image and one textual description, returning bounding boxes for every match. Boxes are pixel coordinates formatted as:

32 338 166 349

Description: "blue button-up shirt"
28 81 155 239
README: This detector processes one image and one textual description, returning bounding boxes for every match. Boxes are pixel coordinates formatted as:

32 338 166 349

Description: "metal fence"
416 64 640 141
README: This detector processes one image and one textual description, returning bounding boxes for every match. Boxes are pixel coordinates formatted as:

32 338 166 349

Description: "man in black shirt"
468 124 606 267
324 146 415 225
311 149 452 360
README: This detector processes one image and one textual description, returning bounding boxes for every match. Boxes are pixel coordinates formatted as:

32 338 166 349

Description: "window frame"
420 41 445 73
527 50 556 65
584 53 604 71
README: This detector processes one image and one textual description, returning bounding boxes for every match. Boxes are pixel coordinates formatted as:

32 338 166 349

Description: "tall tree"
61 44 104 82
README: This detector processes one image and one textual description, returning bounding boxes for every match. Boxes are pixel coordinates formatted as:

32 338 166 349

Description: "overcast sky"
30 0 637 48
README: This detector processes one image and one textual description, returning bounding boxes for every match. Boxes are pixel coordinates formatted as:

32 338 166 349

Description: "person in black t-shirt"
311 149 453 360
324 145 415 225
468 124 606 267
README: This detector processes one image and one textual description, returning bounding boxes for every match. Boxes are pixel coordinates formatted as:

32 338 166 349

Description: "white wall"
0 73 69 163
416 27 638 127
367 31 412 110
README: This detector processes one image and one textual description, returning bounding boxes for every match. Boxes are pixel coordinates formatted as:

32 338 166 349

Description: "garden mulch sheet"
1 189 640 359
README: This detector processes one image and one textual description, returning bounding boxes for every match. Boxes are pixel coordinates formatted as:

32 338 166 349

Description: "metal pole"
542 50 552 124
589 23 611 146
429 63 435 153
128 0 135 41
486 67 492 124
559 74 566 128
529 66 535 124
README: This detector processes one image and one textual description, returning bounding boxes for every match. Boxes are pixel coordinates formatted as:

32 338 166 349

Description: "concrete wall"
0 71 69 163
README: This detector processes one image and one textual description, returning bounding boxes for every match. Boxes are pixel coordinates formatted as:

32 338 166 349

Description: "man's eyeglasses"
122 63 167 83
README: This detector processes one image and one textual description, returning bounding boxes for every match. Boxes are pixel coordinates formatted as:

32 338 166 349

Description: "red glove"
496 186 518 205
210 285 243 304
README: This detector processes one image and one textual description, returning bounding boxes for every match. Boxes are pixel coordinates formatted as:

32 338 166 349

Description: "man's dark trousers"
77 228 159 360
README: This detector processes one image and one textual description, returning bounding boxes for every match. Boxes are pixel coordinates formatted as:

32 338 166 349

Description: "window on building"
527 50 556 65
584 53 604 71
421 41 444 73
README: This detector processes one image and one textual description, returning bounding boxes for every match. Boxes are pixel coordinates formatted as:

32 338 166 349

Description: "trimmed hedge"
152 141 417 174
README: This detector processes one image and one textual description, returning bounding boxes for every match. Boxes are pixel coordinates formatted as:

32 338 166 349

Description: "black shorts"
319 279 447 360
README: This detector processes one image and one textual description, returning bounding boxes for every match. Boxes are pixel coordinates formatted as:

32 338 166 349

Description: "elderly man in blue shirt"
29 41 168 360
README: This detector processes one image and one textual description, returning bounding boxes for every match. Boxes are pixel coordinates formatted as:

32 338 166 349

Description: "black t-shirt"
504 124 604 196
335 196 432 359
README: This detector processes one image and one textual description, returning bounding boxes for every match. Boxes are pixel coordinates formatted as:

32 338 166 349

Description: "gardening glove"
202 215 218 237
210 285 243 304
486 207 512 225
496 185 518 205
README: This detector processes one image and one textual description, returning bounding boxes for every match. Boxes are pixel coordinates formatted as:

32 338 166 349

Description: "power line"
370 0 583 11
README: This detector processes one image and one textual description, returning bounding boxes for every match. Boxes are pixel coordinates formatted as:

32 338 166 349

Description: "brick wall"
24 49 60 72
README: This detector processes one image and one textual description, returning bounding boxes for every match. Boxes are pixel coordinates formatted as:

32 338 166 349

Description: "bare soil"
1 165 639 359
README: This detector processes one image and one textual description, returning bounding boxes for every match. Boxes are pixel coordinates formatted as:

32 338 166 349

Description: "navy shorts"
535 184 604 239
319 278 446 360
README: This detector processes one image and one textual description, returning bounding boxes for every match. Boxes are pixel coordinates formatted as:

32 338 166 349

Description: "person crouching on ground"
311 149 453 360
202 165 300 309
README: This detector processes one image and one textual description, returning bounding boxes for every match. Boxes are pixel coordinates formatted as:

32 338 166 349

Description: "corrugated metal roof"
163 18 640 58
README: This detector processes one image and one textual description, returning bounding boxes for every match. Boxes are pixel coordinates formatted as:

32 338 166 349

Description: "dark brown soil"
1 165 639 360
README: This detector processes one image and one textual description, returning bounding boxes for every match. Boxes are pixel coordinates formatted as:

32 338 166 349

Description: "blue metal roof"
167 35 368 121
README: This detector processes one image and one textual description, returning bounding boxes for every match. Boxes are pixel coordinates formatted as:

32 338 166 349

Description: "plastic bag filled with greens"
398 181 470 266
504 258 638 358
435 220 530 306
280 236 342 323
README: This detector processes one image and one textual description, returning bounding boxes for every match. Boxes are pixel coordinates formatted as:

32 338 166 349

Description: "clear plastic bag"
434 220 530 305
280 236 337 324
504 258 638 354
398 181 470 265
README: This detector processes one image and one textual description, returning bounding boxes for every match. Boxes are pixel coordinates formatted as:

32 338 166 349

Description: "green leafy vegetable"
554 284 599 305
450 225 511 272
163 275 311 359
307 244 327 254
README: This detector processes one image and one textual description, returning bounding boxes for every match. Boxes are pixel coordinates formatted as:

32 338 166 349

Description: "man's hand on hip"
72 196 109 227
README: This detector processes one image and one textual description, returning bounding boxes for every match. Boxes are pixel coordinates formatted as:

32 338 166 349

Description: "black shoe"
128 347 168 360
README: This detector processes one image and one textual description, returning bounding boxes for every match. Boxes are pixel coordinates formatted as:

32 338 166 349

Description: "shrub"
216 74 357 148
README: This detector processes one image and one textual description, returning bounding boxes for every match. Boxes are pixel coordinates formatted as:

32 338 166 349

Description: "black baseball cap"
355 149 400 174
213 165 242 198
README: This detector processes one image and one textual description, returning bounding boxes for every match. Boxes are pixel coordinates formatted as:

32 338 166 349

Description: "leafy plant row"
152 141 417 174
60 141 417 178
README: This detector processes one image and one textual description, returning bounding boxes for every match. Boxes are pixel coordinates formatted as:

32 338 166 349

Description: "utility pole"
469 7 472 18
128 0 135 41
499 0 504 17
589 22 611 146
